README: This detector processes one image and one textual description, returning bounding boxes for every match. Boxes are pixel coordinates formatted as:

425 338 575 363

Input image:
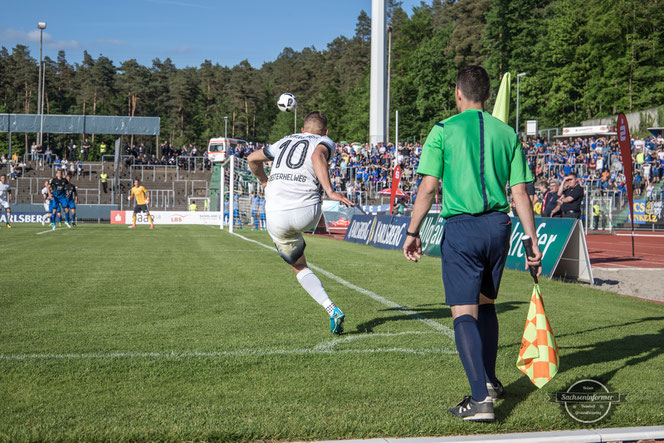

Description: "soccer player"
403 66 542 422
41 180 51 226
49 168 69 230
64 174 78 227
250 192 260 229
247 111 353 335
128 179 154 229
0 174 13 228
258 194 266 229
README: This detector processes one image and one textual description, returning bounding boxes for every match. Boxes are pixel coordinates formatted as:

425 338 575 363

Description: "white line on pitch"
36 228 63 235
231 232 455 338
0 347 457 361
615 233 664 237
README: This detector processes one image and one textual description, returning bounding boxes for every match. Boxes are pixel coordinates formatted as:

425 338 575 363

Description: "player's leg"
477 212 511 400
130 205 138 228
145 208 154 229
63 207 71 227
2 202 11 228
50 199 58 229
71 206 77 226
267 205 344 334
442 215 493 421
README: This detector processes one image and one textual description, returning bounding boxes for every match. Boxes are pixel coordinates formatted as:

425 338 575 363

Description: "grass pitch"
1 224 663 441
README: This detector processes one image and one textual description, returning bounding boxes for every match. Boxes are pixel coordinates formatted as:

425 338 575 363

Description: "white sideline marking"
315 331 454 353
36 228 62 235
0 347 457 361
231 232 455 339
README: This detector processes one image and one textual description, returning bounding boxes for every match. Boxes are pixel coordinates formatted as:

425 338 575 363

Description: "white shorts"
266 203 321 264
44 200 50 211
0 200 8 210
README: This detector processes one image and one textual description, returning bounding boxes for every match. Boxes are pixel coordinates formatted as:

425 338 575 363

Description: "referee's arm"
403 174 438 262
512 182 543 275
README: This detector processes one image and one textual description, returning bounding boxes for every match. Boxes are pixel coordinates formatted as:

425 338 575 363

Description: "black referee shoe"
448 396 495 422
487 380 505 402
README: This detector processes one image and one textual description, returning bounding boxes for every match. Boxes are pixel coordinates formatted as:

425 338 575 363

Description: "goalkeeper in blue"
248 111 353 334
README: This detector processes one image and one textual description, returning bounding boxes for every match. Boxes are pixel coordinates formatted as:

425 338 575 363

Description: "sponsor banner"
344 215 410 250
419 212 445 256
345 212 591 282
111 211 223 225
0 212 51 224
505 218 577 277
628 200 663 225
417 214 591 282
562 125 612 136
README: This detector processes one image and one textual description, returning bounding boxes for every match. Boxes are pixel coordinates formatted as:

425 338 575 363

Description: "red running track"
585 232 664 269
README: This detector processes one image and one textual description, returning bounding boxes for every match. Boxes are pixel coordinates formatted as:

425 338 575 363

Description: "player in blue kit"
49 168 69 230
250 192 260 229
64 174 78 227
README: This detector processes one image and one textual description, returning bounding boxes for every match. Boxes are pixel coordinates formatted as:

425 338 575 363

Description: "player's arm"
128 188 133 201
403 174 438 262
73 187 78 204
247 149 270 188
511 182 543 275
312 144 353 206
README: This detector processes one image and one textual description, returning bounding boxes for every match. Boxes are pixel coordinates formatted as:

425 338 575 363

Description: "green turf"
1 224 663 441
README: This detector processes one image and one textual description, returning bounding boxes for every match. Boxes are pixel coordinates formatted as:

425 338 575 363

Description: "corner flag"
492 72 511 124
516 236 559 388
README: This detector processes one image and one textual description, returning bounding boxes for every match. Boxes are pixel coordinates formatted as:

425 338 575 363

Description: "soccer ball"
277 93 297 112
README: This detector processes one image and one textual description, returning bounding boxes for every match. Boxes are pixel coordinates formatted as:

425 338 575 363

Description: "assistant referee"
403 66 542 422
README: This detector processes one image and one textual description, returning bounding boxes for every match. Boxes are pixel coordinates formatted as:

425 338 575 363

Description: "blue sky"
1 0 424 68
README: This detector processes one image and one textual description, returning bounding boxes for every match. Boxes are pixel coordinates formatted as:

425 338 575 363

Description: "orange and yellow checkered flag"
516 283 559 388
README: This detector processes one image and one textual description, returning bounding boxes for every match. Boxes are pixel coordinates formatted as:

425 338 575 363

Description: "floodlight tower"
369 0 386 147
37 21 47 146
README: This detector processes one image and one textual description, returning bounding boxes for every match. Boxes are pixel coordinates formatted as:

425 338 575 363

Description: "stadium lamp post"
386 25 392 147
516 72 526 136
37 21 47 147
223 116 228 139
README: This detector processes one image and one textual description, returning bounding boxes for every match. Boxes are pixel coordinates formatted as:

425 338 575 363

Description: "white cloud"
0 28 81 49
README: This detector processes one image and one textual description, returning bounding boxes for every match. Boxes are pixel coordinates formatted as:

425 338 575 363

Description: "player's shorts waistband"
443 210 509 224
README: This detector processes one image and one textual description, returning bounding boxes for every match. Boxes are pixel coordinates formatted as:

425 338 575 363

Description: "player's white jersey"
263 132 335 212
0 182 10 202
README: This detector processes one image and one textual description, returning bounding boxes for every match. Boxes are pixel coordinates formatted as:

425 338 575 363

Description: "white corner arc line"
231 232 454 338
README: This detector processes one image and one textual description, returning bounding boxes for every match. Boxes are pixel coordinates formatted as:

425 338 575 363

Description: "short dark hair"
456 65 490 103
303 111 327 132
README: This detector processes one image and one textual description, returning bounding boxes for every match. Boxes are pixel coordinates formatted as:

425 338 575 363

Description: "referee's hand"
525 243 543 277
403 235 422 262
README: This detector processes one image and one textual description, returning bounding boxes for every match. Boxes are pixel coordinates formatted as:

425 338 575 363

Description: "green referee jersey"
417 109 532 218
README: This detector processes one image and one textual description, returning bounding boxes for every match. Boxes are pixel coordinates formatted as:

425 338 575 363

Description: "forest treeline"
1 0 663 152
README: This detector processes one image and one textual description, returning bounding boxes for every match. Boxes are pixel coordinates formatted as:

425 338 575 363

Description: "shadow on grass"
558 326 664 382
498 320 664 420
351 301 526 334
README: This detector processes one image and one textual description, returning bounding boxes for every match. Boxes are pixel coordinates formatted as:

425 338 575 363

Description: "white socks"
296 268 337 315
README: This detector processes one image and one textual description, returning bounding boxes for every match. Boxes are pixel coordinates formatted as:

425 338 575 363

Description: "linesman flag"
492 72 511 124
516 236 559 388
